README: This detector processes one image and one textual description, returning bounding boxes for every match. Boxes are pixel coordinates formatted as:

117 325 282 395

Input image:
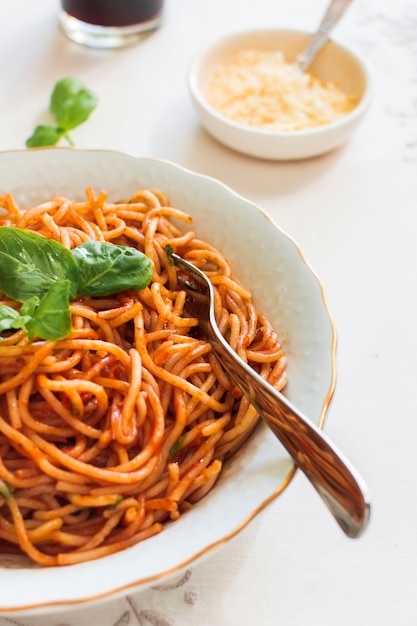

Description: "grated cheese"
207 49 357 131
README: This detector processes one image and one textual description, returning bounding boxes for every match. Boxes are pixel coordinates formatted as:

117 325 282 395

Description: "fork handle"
210 333 370 538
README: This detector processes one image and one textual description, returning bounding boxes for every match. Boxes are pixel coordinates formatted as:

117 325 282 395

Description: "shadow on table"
148 99 348 207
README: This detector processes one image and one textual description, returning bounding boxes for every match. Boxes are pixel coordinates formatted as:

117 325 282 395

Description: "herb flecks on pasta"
0 187 287 566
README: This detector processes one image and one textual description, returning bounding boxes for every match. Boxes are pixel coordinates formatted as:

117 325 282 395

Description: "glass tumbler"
59 0 165 49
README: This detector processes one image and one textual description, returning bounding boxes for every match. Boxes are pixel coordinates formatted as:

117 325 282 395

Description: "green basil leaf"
26 280 72 340
0 305 21 333
169 433 188 460
0 307 33 337
25 125 63 148
21 296 40 317
71 241 152 296
0 287 72 341
165 243 175 265
0 480 13 500
0 227 79 302
50 77 98 131
50 77 84 119
0 302 36 337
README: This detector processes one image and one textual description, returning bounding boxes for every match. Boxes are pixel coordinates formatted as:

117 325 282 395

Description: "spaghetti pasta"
0 187 287 566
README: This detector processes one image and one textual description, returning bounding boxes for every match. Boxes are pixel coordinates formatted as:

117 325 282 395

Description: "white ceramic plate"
0 148 336 615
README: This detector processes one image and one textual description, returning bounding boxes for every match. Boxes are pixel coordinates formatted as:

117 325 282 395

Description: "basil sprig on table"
0 227 152 340
26 77 98 148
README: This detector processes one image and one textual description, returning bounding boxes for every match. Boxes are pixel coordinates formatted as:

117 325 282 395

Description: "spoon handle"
208 328 370 538
298 0 353 72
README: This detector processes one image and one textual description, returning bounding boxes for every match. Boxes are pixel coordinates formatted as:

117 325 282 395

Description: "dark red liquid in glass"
61 0 164 27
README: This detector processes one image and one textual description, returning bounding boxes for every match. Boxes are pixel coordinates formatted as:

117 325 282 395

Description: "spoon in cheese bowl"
297 0 353 72
173 253 370 539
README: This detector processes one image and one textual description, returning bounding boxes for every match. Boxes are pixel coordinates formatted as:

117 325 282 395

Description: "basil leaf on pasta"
25 280 73 340
0 227 78 302
0 229 152 340
0 305 24 333
71 241 152 296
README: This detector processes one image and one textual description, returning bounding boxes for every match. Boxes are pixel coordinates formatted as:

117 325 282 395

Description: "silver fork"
173 253 370 538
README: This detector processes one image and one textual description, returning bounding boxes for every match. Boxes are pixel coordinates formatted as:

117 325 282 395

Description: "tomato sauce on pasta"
0 187 287 566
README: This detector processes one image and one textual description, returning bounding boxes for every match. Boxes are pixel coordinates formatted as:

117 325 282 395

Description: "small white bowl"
188 29 373 160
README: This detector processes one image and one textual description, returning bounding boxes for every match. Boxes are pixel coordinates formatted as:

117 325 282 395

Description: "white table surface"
1 0 416 624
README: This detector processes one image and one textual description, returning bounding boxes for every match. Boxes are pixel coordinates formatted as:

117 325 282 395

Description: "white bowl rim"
188 27 373 138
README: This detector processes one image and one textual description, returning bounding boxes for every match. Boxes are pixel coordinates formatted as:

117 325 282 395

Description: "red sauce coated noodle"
0 187 287 566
